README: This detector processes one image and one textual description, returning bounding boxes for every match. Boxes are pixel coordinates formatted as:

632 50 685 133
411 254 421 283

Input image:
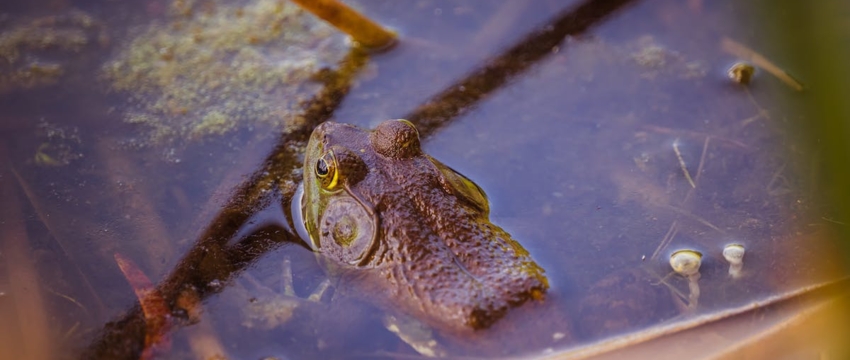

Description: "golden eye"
316 152 339 190
316 157 330 178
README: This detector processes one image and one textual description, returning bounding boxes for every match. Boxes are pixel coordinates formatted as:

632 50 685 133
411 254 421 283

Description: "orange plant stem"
291 0 396 49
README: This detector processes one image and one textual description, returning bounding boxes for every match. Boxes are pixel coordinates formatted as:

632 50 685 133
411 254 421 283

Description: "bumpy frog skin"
301 119 548 333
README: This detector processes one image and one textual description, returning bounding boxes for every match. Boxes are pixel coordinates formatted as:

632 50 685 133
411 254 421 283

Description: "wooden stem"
291 0 396 50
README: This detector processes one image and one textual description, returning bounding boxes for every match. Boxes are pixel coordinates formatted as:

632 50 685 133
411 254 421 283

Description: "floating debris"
727 61 755 85
722 243 746 278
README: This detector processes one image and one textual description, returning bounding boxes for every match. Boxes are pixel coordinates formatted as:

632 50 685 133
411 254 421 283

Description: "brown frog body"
300 119 549 334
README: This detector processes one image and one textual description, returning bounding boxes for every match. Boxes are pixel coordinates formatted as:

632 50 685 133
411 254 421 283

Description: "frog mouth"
291 182 314 250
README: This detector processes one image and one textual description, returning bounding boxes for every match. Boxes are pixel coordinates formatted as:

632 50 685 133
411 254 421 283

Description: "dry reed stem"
663 204 724 233
740 87 771 127
9 165 106 315
653 135 711 260
0 147 54 360
97 139 175 276
471 1 528 51
672 139 697 188
681 136 711 204
650 220 679 260
291 0 396 49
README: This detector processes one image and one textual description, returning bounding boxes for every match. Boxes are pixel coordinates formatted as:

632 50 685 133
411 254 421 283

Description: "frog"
298 119 550 338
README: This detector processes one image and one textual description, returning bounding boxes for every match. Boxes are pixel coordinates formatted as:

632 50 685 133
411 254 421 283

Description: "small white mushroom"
670 249 702 309
723 244 746 279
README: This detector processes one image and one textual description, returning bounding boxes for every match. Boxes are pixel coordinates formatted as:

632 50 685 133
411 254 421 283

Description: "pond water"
0 0 846 359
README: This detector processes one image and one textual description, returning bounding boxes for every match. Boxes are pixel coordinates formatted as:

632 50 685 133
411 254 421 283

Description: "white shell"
670 249 702 277
723 244 746 265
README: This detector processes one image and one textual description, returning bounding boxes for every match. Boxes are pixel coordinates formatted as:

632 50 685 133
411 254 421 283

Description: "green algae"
103 0 350 144
0 11 101 93
32 120 84 167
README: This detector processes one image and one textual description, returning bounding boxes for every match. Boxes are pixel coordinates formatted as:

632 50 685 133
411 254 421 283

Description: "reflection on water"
0 0 846 359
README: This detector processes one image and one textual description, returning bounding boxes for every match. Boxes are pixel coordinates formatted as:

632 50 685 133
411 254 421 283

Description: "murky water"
0 0 846 359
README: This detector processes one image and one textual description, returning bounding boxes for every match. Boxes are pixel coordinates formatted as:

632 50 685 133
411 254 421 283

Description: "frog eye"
316 152 339 190
316 158 330 177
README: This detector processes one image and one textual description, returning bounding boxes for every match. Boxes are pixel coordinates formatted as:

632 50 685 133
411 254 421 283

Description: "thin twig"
45 287 89 315
650 220 679 260
9 165 106 315
643 124 749 149
61 322 81 341
663 204 725 234
682 136 711 204
740 87 771 127
821 217 847 226
765 163 788 194
672 139 697 188
692 136 710 185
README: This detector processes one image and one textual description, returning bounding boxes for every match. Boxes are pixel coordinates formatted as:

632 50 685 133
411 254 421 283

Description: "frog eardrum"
318 197 378 266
